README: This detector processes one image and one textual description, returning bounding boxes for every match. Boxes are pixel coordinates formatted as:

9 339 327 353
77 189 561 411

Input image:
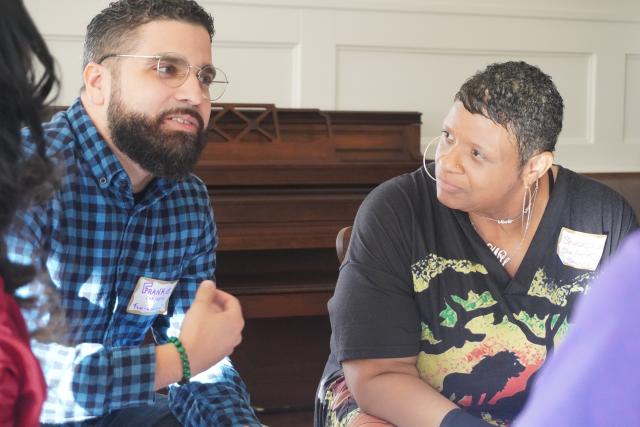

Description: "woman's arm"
343 356 457 427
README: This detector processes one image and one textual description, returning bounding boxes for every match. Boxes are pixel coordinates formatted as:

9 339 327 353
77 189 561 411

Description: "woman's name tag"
556 227 607 271
127 276 178 315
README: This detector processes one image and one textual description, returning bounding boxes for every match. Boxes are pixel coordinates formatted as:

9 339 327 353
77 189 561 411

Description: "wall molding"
336 45 594 59
624 54 640 144
215 40 299 49
336 45 596 148
205 0 640 23
41 34 84 43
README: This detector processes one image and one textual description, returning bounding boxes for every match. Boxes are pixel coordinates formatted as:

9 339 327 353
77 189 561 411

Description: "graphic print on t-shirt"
412 253 593 425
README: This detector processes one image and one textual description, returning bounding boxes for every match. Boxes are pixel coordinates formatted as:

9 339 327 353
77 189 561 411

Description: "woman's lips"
436 176 464 193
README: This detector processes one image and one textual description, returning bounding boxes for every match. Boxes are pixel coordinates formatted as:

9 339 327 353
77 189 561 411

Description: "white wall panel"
337 48 593 149
46 36 85 105
205 3 300 42
624 55 640 145
215 42 298 105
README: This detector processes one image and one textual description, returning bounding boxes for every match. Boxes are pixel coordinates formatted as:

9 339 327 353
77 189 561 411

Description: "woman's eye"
471 149 484 159
441 130 454 144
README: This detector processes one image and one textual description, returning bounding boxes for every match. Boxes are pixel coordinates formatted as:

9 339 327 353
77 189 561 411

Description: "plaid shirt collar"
67 98 126 190
65 98 175 202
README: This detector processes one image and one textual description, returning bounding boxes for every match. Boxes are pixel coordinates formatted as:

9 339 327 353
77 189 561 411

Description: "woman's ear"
82 62 110 106
522 151 554 187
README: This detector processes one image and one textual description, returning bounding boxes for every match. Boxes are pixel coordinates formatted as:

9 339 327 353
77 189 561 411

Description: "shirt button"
99 177 107 186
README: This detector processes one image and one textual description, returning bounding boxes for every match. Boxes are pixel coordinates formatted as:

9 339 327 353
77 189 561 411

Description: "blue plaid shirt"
6 99 260 426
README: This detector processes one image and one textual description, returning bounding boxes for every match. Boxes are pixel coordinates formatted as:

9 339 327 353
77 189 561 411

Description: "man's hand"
179 280 244 376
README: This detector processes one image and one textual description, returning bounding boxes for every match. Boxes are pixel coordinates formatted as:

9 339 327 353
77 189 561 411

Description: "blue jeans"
43 394 181 427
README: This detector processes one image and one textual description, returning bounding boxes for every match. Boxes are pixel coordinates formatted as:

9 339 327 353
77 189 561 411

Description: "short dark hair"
83 0 215 69
455 61 564 165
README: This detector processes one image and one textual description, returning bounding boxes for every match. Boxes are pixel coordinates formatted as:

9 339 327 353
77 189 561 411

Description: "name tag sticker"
127 276 178 316
556 227 607 271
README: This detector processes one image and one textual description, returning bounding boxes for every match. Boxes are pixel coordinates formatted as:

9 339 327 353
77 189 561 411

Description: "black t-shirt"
325 165 637 424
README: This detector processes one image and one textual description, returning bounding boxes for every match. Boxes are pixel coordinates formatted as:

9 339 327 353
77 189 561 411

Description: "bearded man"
5 1 260 426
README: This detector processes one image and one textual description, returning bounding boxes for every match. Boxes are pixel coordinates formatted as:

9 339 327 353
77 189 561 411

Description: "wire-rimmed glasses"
98 52 228 100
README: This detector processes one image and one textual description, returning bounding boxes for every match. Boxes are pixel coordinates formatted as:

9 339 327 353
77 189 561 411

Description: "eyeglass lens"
155 54 228 100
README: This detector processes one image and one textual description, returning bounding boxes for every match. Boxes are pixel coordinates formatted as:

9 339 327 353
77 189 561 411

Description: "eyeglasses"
98 52 228 100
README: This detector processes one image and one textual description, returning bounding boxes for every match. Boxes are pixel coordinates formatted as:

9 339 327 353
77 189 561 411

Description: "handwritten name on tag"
127 276 178 316
556 227 607 271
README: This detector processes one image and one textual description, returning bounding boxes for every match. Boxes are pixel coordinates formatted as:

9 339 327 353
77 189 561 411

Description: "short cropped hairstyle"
455 61 564 165
83 0 215 69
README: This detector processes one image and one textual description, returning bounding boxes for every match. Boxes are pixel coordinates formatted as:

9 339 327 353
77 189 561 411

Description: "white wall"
25 0 640 172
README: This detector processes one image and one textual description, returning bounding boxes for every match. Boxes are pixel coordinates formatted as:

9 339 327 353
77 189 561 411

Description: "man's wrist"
167 337 191 385
154 343 185 390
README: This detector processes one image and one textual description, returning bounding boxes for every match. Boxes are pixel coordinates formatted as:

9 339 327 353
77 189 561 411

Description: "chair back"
336 226 353 264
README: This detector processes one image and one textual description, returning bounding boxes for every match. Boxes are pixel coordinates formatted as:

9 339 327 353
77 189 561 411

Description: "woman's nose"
437 143 463 174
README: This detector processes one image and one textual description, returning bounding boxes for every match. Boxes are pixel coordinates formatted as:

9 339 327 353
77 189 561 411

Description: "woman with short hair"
316 61 637 427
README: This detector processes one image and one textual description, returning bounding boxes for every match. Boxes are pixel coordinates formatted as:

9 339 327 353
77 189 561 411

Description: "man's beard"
107 95 207 180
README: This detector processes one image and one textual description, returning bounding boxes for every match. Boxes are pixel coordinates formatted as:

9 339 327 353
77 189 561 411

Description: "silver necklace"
474 213 521 225
470 179 540 265
471 180 540 225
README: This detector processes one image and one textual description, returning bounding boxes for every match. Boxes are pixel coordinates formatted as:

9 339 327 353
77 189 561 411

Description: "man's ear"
521 151 554 187
82 62 110 106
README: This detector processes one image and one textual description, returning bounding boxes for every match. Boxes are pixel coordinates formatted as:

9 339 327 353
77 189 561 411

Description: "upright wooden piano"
196 103 422 414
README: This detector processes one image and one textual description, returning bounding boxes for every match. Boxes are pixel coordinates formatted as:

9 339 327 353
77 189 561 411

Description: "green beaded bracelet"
168 337 191 385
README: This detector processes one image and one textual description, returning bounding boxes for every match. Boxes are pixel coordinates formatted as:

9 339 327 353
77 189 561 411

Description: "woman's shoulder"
363 167 434 212
556 166 637 235
352 167 439 244
559 166 632 208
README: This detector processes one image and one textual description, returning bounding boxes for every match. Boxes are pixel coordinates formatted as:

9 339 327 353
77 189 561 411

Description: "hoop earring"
422 136 441 183
521 179 539 237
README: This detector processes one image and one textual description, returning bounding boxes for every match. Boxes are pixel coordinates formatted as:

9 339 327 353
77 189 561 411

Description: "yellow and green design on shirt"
412 253 593 425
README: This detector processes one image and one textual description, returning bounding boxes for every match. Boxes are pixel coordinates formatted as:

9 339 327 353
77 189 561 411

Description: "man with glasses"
5 0 260 425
